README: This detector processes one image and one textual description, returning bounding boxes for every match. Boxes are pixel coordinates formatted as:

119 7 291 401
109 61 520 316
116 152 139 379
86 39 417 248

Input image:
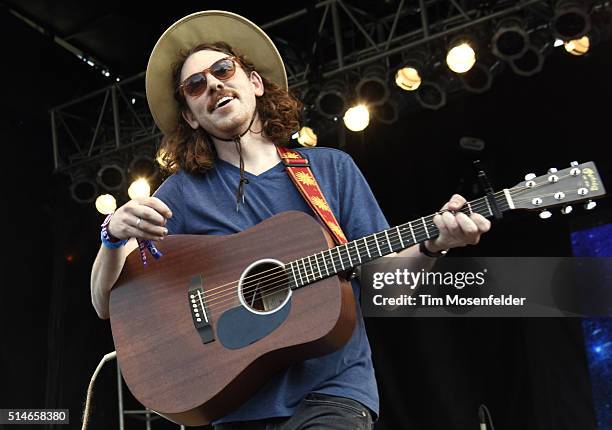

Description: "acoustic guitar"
110 161 605 425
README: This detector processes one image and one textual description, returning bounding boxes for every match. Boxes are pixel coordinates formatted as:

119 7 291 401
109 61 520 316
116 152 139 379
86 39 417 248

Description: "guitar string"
201 192 523 313
198 194 503 311
204 185 586 314
192 175 582 313
200 178 581 312
203 171 579 302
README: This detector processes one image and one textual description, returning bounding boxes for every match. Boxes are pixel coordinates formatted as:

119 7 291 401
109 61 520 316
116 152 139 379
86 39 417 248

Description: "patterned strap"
276 146 348 245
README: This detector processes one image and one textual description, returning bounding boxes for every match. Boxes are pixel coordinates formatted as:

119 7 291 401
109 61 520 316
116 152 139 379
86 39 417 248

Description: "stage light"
395 50 429 91
415 80 446 110
459 61 495 94
315 79 348 119
510 46 544 76
564 36 590 55
372 99 399 125
70 170 99 204
343 104 370 132
356 63 390 106
95 194 117 215
97 159 126 191
552 0 591 41
296 126 318 147
491 17 530 60
509 31 552 77
446 39 476 73
395 67 421 91
128 178 151 200
129 152 158 181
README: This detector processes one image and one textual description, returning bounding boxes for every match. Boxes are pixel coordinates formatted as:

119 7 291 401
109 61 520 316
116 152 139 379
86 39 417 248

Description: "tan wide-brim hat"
146 10 288 135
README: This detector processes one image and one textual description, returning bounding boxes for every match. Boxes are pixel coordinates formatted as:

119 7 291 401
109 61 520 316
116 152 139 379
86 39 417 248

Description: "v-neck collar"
215 157 285 180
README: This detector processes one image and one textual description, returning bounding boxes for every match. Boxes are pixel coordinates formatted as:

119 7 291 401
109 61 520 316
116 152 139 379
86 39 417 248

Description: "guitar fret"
408 222 417 243
308 256 316 279
300 259 309 283
384 230 393 252
467 201 473 215
320 252 329 276
396 226 405 248
484 197 493 216
354 242 362 263
503 189 515 210
314 254 322 278
373 234 382 256
289 262 299 288
328 249 337 273
295 261 304 286
345 243 353 266
421 217 430 239
363 237 371 258
307 257 314 280
337 247 345 270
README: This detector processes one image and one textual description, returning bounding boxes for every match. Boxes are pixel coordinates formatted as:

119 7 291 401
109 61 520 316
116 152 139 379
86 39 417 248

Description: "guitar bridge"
188 275 214 344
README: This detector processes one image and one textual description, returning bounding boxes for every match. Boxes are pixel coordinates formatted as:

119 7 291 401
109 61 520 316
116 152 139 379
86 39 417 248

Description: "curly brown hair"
157 42 302 174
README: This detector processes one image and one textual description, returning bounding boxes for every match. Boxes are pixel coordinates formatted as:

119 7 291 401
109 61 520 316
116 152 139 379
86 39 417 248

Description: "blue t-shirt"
153 147 390 424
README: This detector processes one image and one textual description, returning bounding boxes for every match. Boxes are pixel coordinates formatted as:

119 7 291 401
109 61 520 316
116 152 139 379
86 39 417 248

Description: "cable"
479 404 496 430
81 350 117 430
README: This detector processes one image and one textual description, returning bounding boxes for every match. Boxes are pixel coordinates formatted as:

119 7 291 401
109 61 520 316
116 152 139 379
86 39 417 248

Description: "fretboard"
286 191 512 289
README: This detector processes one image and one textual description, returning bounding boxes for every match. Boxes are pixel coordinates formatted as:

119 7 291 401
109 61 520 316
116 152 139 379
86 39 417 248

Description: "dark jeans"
213 393 374 430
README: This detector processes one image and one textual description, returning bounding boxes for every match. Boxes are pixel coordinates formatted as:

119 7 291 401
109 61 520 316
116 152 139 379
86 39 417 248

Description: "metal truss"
51 72 161 174
52 0 608 174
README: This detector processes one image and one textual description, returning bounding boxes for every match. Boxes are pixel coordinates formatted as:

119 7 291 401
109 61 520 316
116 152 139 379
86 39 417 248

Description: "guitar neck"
286 190 513 289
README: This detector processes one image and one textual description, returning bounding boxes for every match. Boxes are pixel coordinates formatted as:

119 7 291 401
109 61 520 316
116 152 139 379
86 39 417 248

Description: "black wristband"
419 241 448 258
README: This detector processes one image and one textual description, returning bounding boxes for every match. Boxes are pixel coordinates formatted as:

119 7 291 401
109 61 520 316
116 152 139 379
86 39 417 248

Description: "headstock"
507 161 606 215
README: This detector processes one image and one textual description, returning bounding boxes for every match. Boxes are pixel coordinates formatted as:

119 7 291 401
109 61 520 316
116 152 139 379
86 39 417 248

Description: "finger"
455 212 478 236
438 212 461 243
470 213 491 233
129 217 168 238
140 197 173 219
433 213 451 240
124 225 166 241
129 204 169 226
447 194 467 211
455 212 480 244
441 211 460 234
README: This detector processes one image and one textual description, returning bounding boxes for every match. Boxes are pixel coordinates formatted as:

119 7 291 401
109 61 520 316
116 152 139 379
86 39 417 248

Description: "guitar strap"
276 146 348 245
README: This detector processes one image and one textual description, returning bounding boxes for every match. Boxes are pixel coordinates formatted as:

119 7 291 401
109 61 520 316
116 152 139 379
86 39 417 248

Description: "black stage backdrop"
1 5 610 430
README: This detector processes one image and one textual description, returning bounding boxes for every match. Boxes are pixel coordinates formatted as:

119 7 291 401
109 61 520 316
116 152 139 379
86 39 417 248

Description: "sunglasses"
178 56 240 98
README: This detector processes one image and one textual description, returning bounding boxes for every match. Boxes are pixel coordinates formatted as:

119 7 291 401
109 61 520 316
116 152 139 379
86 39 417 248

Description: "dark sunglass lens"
184 74 207 96
212 59 236 80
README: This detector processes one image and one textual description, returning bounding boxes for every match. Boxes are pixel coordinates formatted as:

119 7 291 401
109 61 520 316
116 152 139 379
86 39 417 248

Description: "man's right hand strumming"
107 197 173 242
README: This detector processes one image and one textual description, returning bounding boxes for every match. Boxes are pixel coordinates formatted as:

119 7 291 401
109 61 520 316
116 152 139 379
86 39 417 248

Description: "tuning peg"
525 173 536 181
548 168 558 173
570 161 579 167
561 206 573 215
584 200 597 210
539 210 552 219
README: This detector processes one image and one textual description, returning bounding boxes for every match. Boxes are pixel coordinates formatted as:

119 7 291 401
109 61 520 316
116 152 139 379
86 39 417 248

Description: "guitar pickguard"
217 300 291 349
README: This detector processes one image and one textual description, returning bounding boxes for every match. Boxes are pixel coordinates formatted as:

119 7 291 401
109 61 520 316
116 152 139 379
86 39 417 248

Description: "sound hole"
240 261 290 313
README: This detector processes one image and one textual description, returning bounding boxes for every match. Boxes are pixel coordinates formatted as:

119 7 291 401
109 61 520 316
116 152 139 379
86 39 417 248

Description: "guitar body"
109 211 356 426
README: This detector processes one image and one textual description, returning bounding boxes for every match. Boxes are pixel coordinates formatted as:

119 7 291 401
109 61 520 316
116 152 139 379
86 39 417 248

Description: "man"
90 10 491 429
